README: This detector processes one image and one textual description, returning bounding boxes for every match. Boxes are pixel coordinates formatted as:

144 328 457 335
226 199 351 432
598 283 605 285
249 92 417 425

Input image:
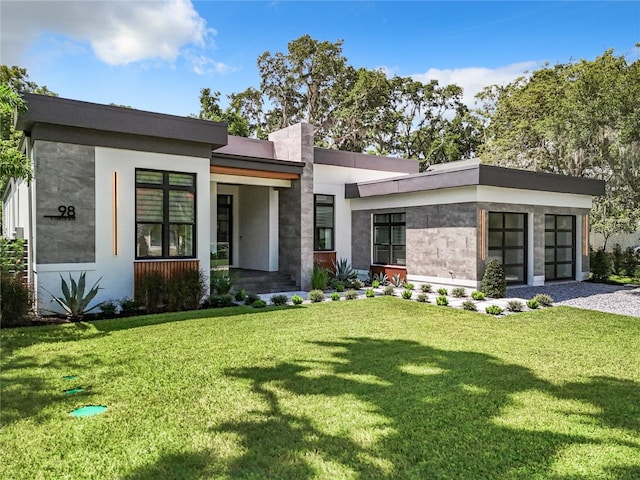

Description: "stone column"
269 123 314 290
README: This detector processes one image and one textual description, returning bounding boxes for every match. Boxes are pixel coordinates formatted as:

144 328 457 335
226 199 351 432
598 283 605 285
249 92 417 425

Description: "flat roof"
345 161 605 198
17 93 228 150
314 147 419 174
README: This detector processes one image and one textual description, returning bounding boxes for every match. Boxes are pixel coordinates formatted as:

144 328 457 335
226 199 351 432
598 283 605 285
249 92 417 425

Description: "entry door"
217 195 233 263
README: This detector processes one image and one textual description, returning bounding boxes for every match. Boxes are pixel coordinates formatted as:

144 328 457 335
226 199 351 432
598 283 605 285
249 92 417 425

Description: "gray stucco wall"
238 185 270 271
35 140 95 264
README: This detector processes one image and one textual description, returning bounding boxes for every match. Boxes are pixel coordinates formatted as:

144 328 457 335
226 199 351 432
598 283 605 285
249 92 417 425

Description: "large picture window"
488 212 527 284
314 194 334 251
136 169 196 259
373 213 406 265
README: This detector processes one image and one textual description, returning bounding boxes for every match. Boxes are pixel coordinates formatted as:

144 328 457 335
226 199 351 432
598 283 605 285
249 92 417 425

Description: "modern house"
2 94 605 313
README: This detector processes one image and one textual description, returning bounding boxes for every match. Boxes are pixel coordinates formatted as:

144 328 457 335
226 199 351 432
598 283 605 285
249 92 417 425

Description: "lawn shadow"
207 338 612 479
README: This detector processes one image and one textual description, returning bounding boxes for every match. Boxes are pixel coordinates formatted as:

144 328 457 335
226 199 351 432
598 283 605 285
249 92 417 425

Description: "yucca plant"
332 258 357 283
48 272 102 320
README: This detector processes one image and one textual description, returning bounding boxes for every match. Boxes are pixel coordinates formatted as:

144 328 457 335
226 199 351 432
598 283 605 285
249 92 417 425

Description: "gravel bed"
507 282 640 318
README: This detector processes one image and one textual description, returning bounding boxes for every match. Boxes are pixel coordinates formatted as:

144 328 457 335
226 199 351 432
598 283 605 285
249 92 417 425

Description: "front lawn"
2 298 639 479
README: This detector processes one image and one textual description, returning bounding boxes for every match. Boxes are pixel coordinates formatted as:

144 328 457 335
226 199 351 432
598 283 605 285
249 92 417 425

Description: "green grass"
2 298 640 479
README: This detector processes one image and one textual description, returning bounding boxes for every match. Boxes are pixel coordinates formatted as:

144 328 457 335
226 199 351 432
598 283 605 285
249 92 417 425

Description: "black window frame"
373 212 406 266
488 212 528 285
135 169 197 259
314 194 335 252
545 214 576 281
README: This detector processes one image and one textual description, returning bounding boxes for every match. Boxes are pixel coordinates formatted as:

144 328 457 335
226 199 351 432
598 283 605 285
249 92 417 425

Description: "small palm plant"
48 272 102 320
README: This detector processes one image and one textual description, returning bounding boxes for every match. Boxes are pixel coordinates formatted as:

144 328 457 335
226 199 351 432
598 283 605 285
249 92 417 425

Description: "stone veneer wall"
352 203 478 282
269 123 315 290
477 203 591 280
35 140 95 263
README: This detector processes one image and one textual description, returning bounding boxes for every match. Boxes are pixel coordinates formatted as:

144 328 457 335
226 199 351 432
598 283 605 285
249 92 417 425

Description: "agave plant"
48 272 102 320
332 258 357 283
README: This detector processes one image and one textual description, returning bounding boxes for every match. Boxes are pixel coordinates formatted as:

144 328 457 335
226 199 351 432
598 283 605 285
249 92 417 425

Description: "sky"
1 1 638 117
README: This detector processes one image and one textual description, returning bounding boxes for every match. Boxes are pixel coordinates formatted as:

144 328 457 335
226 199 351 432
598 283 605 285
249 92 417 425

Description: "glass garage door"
545 215 575 281
488 212 527 284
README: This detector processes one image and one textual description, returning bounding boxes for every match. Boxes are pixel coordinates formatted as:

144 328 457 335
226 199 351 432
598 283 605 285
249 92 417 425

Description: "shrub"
612 243 624 275
47 272 103 319
210 269 235 295
420 284 432 293
590 247 610 282
623 247 639 277
244 292 261 305
234 289 247 302
350 278 364 289
0 276 33 327
485 305 504 315
137 271 165 313
119 297 138 316
371 279 380 288
308 289 325 303
507 300 524 312
166 268 207 312
416 293 429 303
452 287 466 298
482 259 506 298
391 274 404 287
462 300 477 311
532 293 554 307
471 291 485 301
332 258 357 283
436 295 449 306
0 238 25 276
401 289 413 300
291 294 304 305
330 292 341 301
311 263 329 290
383 285 395 296
526 299 539 309
345 289 358 300
437 287 448 296
404 283 415 290
99 301 118 315
334 282 345 292
365 288 375 298
270 294 288 306
251 299 267 308
202 294 234 308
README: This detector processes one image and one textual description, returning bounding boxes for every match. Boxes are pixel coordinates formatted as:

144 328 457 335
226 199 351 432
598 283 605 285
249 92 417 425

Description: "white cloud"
1 0 216 67
412 61 538 107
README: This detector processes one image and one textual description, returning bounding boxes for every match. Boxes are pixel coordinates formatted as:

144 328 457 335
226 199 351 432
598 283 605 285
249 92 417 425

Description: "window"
488 212 527 284
373 213 406 265
136 169 196 259
545 214 575 280
314 194 334 251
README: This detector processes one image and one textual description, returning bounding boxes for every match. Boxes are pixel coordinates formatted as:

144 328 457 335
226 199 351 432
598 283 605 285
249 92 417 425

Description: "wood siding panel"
133 260 200 302
313 251 336 271
370 265 407 283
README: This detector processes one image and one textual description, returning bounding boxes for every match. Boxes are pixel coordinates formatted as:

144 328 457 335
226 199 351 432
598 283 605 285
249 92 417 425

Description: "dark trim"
488 212 528 285
211 154 305 175
545 214 576 281
345 162 605 198
314 147 419 174
314 194 335 252
18 93 228 150
31 124 213 158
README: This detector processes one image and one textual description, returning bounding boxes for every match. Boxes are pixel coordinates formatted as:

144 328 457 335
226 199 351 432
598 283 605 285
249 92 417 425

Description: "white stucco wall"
36 146 211 312
313 163 413 263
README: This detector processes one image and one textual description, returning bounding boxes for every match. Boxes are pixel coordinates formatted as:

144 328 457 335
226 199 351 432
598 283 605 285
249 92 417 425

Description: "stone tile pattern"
35 140 95 263
270 123 315 290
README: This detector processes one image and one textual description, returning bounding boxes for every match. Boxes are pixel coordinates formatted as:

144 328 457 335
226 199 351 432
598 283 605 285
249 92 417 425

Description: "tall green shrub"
590 247 610 282
166 268 207 312
0 276 33 327
481 259 506 298
612 243 624 275
623 247 638 277
311 263 329 290
137 271 166 312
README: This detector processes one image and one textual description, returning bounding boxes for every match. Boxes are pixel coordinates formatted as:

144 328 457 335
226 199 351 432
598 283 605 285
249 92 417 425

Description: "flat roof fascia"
211 154 304 175
17 93 228 150
345 163 605 199
30 123 213 158
314 147 419 174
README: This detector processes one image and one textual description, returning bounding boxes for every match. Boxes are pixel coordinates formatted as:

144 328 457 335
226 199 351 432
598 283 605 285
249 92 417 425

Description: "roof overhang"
211 153 303 180
345 162 605 198
314 147 419 174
